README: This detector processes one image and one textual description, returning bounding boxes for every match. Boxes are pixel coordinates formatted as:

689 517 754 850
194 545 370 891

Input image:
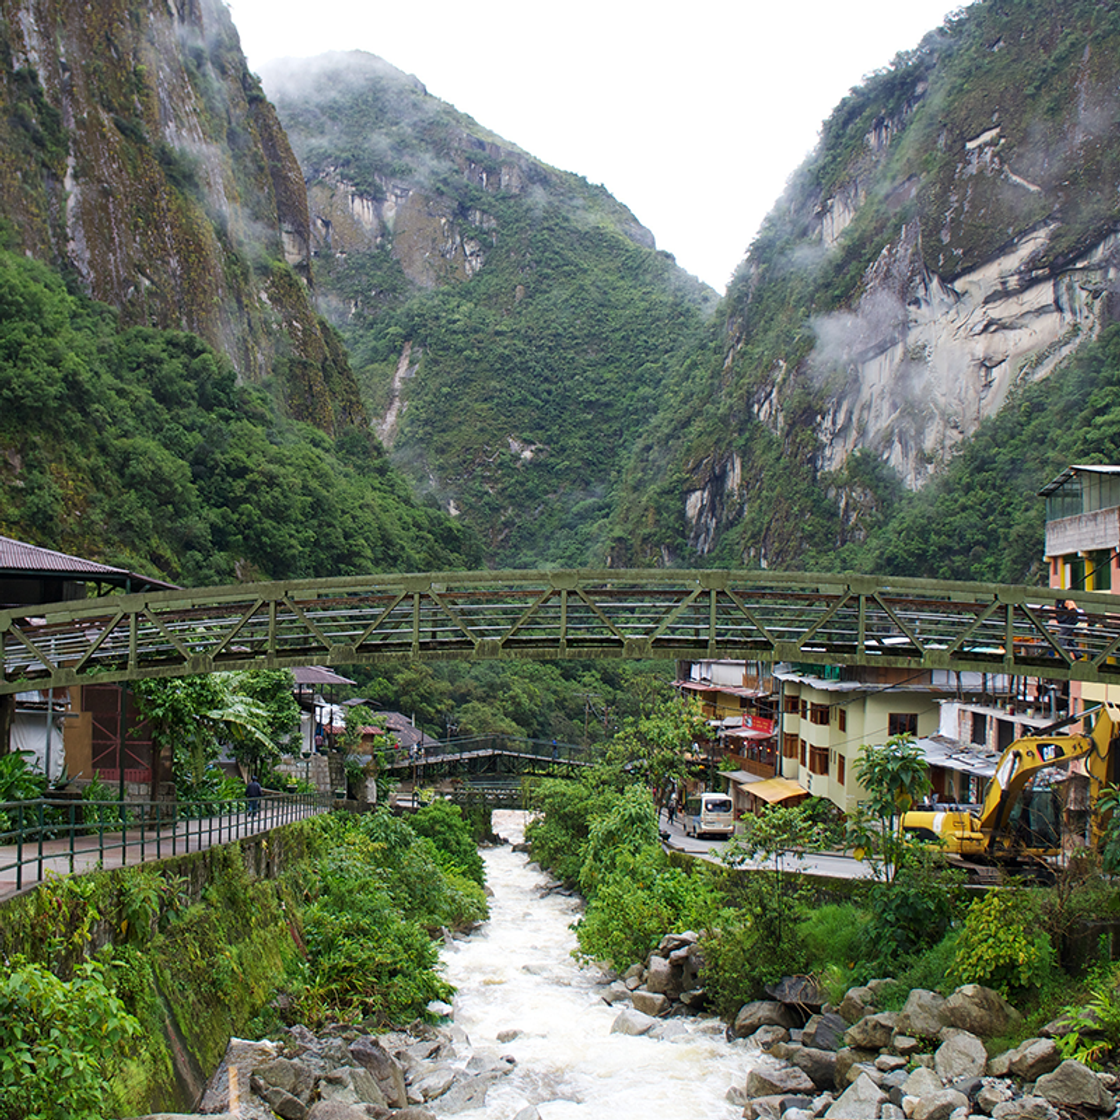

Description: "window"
809 745 829 775
800 739 807 767
800 698 808 719
837 754 846 786
888 712 918 738
784 693 800 714
1090 549 1112 591
810 703 829 726
782 733 799 759
836 708 847 732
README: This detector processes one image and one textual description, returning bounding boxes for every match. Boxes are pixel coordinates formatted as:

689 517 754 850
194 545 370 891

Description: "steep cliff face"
0 0 363 431
616 0 1120 570
264 51 715 568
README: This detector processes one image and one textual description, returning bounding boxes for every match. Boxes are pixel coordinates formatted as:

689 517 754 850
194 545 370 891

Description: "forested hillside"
0 247 479 583
261 52 718 568
609 0 1120 577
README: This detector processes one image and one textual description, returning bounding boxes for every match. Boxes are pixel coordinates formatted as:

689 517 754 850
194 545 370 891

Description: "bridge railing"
381 734 590 768
0 792 335 895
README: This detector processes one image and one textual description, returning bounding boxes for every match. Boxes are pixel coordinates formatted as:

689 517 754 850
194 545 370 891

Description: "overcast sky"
225 0 974 294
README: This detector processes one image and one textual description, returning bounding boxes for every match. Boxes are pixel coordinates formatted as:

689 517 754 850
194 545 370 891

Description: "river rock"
305 1105 372 1120
645 954 683 998
892 1035 922 1057
941 986 1020 1039
899 990 949 1039
839 986 878 1024
934 1032 987 1081
976 1082 1015 1112
199 1038 281 1113
746 1061 818 1096
901 1066 944 1100
734 1000 799 1037
411 1065 456 1101
1034 1059 1115 1111
803 1013 852 1051
825 1071 888 1118
249 1079 306 1120
771 1042 838 1090
610 1008 656 1035
435 1071 505 1114
911 1090 969 1120
318 1066 386 1109
991 1096 1061 1120
836 1048 880 1088
750 1024 792 1049
649 1019 691 1041
631 989 670 1017
767 975 826 1011
1006 1039 1061 1081
602 980 631 1004
351 1037 408 1107
846 1013 900 1051
254 1056 314 1103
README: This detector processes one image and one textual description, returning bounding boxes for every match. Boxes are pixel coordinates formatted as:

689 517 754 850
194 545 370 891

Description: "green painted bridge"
3 568 1119 696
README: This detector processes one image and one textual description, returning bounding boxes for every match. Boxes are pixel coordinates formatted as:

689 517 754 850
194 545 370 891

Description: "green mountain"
260 52 718 567
608 0 1120 576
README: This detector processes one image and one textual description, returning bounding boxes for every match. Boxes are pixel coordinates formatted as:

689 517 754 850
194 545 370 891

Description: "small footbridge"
383 735 590 781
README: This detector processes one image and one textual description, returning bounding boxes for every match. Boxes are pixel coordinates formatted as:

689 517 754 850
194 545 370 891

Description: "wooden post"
0 693 12 756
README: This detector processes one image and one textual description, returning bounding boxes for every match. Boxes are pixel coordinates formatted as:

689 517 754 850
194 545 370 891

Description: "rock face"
0 0 362 432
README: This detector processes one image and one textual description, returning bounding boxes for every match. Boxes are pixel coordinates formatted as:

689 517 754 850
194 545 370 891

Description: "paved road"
660 814 876 880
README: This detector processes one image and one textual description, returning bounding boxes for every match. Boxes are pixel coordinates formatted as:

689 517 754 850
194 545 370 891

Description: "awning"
723 728 774 741
738 776 807 804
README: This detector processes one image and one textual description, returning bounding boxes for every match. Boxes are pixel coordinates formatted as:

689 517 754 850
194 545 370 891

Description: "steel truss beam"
3 569 1118 695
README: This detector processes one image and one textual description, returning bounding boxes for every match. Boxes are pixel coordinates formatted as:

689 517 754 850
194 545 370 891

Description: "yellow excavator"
900 704 1120 874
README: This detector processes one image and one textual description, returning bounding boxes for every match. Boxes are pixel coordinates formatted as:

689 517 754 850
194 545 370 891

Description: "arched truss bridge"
3 569 1119 696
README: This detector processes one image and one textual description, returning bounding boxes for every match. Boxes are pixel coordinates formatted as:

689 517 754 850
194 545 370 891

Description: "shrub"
0 957 139 1120
952 889 1055 997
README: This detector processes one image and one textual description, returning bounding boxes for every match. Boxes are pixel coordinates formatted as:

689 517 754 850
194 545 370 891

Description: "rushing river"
439 810 757 1119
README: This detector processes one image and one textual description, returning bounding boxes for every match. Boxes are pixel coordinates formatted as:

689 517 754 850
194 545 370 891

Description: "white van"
683 792 735 839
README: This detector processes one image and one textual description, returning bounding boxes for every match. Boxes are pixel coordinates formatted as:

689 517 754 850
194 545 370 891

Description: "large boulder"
1034 1059 1116 1111
746 1062 819 1097
645 954 683 998
630 989 670 1017
991 1097 1061 1120
734 1000 800 1038
898 990 948 1039
350 1037 408 1108
941 985 1021 1039
825 1072 888 1119
911 1089 969 1120
803 1012 851 1051
901 1066 943 1100
933 1031 987 1081
836 1048 880 1088
846 1013 900 1052
751 1024 792 1050
839 986 878 1024
767 975 826 1011
1008 1038 1062 1081
610 1008 656 1036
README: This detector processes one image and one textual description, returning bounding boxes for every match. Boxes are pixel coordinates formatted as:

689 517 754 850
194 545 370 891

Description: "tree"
605 694 709 815
849 734 931 883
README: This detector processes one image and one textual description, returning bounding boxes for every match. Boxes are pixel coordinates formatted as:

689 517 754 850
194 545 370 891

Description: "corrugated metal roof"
0 535 132 577
293 666 357 686
1039 464 1120 496
0 535 177 590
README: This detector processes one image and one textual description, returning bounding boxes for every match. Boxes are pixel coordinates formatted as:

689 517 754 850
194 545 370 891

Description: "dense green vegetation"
0 802 486 1117
527 762 1120 1040
0 246 480 583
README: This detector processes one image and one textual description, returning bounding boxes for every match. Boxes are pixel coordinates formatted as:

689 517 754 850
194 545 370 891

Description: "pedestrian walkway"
0 796 332 904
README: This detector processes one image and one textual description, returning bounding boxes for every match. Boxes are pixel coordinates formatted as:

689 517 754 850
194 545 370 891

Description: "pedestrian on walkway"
246 775 262 816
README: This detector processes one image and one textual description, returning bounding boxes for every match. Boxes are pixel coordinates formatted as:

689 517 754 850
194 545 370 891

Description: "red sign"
740 713 774 735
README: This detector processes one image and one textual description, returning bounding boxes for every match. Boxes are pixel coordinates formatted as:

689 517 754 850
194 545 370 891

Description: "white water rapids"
439 810 758 1119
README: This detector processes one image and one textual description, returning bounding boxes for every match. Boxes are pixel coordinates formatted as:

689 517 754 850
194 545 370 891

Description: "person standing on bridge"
246 775 262 816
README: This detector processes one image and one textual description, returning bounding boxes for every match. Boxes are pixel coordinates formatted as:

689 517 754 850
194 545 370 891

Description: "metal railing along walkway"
0 792 335 901
6 569 1120 694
